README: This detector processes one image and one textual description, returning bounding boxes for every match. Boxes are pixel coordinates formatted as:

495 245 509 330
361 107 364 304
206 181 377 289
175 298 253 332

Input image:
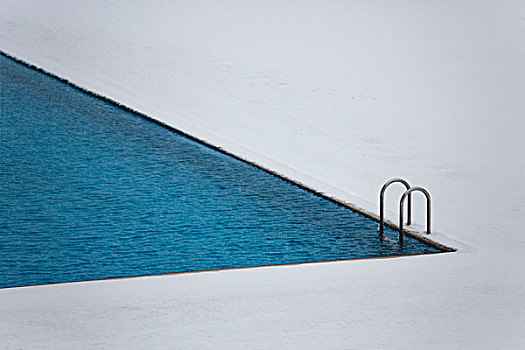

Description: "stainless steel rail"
379 178 412 236
399 186 431 244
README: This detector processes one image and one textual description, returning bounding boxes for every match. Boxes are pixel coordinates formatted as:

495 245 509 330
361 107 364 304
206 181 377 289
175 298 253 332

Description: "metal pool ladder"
379 178 431 243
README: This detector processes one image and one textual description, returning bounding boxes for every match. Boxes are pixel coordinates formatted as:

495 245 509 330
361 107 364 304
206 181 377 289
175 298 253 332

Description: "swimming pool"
0 55 442 289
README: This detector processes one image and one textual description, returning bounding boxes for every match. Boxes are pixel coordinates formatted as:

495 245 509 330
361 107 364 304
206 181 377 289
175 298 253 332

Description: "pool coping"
0 250 453 290
0 49 456 255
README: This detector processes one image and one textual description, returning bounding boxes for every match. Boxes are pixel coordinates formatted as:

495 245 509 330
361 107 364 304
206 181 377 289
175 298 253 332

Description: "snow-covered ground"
1 0 524 348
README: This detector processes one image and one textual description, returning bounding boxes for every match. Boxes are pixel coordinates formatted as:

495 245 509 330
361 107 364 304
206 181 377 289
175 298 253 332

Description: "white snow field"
1 0 524 348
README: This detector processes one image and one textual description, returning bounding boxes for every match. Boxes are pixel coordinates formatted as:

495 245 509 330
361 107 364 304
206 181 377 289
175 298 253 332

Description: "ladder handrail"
399 186 431 243
379 178 412 235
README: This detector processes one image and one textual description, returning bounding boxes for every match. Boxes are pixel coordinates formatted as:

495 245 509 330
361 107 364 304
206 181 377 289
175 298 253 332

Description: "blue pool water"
0 55 441 289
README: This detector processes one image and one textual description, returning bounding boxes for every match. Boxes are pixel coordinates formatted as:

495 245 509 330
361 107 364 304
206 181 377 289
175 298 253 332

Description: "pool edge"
0 251 453 291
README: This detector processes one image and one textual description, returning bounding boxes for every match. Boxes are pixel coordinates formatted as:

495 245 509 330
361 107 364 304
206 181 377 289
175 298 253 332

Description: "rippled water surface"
0 56 441 289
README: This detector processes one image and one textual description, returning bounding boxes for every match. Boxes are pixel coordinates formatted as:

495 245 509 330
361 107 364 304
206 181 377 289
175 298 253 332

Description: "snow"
1 0 524 348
